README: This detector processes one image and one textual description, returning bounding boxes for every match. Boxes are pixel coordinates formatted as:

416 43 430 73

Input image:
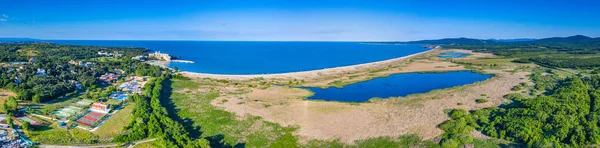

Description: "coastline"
175 46 440 80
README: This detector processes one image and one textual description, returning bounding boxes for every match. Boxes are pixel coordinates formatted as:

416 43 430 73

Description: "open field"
92 103 134 138
169 48 533 145
132 142 155 148
27 121 104 145
167 79 298 147
17 48 39 56
0 89 15 107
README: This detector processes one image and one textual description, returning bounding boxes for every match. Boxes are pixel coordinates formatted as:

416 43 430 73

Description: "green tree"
6 117 13 128
32 94 42 103
186 138 211 148
6 96 18 113
22 121 30 131
1 100 8 113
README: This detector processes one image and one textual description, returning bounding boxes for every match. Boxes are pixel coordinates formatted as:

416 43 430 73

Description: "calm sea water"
46 40 429 74
305 71 492 102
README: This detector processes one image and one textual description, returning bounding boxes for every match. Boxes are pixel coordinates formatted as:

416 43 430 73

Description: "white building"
98 51 122 57
149 51 171 61
36 68 47 76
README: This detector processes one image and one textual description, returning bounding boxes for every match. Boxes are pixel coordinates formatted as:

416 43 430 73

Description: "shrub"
475 99 488 103
511 85 523 91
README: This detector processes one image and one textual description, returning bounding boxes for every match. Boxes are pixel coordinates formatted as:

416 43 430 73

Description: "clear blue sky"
0 0 599 41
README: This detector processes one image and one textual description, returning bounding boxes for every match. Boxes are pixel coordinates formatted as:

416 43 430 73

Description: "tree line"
114 76 210 147
443 40 600 70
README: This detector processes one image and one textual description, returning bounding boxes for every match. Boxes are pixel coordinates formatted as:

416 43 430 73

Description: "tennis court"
17 116 40 125
74 99 94 107
52 106 83 119
76 110 107 127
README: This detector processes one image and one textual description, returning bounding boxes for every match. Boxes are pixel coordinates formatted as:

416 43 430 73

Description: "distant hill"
382 35 599 45
0 38 40 41
534 35 600 44
399 37 493 44
489 38 537 42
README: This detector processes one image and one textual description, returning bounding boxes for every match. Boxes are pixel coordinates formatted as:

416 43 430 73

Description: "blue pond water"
305 71 492 102
45 40 430 74
439 51 470 58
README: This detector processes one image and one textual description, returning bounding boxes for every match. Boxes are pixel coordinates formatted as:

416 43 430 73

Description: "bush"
475 99 488 103
511 85 523 91
504 93 526 101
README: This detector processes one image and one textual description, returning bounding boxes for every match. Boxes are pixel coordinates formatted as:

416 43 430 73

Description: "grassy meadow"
92 103 135 138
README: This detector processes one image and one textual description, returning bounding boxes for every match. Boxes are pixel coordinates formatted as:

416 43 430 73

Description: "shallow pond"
305 71 492 102
439 51 470 58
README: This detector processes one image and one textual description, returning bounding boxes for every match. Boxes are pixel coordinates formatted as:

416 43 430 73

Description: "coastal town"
0 44 168 147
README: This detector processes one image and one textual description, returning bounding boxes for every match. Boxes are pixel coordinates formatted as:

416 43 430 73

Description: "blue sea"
46 40 430 74
305 71 492 102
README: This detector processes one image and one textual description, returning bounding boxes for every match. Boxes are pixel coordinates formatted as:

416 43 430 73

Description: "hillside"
0 38 40 41
377 35 599 45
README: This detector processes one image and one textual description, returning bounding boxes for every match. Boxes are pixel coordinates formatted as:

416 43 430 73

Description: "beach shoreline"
175 46 440 80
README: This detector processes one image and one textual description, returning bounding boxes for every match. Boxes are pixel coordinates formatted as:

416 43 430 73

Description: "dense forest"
442 35 600 69
441 76 600 147
0 42 147 62
0 42 162 103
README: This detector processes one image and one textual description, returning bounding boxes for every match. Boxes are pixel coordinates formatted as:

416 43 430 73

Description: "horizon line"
3 34 599 42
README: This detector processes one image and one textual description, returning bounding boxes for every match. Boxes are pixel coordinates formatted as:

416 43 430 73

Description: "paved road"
40 138 156 148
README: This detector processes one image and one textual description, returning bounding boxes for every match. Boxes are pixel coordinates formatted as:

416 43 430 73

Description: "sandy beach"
177 47 440 80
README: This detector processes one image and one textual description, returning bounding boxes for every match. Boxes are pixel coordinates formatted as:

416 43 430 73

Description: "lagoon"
46 40 430 74
439 51 470 59
305 71 492 102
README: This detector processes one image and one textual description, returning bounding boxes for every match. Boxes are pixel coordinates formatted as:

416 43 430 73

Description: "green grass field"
131 142 155 148
106 99 123 107
169 79 298 147
27 121 105 145
454 58 519 66
92 103 134 138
